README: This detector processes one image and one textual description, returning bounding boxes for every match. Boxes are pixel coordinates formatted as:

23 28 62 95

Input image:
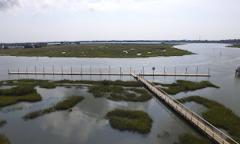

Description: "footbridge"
131 73 238 144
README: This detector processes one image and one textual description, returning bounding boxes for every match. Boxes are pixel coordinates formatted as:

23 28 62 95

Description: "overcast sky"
0 0 240 42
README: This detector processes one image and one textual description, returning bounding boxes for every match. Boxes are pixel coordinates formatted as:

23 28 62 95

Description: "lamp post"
152 67 156 76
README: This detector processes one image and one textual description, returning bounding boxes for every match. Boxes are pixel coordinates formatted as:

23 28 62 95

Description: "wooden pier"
131 73 238 144
7 71 210 77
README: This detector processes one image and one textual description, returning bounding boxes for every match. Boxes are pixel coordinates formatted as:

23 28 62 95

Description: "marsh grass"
0 135 10 144
1 79 142 88
56 80 142 87
0 44 192 58
179 96 240 142
0 83 42 108
109 88 152 102
88 83 152 102
0 84 36 96
228 44 240 48
23 96 84 120
178 134 210 144
161 80 219 95
106 109 153 134
38 81 56 89
0 79 143 107
3 79 56 89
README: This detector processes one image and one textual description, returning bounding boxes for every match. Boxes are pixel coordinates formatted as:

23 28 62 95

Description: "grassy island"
0 44 192 58
0 84 42 108
24 96 84 120
0 79 146 108
179 96 240 142
106 109 153 134
228 44 240 48
88 83 152 102
160 80 219 95
178 134 210 144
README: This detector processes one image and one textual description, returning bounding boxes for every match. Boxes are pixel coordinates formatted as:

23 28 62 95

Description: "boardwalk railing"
8 66 211 77
131 73 238 144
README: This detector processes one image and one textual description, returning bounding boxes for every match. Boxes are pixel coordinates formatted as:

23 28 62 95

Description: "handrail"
132 74 239 144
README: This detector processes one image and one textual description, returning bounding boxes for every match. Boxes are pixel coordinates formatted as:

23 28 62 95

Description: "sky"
0 0 240 43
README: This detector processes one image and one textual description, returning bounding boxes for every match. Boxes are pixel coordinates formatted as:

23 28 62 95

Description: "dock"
131 73 238 144
8 66 211 77
8 72 210 77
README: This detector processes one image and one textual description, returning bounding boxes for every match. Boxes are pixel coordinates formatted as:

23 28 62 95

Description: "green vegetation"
106 109 153 134
2 79 141 88
178 134 210 144
38 81 56 89
56 80 142 87
0 135 10 144
160 80 219 95
179 96 240 142
0 84 36 96
0 79 144 108
228 44 240 48
2 79 56 89
0 84 42 108
88 83 151 102
24 96 84 120
0 44 192 58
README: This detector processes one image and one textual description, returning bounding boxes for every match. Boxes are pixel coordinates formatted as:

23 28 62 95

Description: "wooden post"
196 66 199 75
43 66 45 74
164 67 166 75
71 67 73 75
52 65 54 75
108 66 111 75
208 68 210 75
61 66 63 75
185 67 188 74
8 69 9 74
143 67 145 75
90 66 92 75
81 65 83 75
99 68 102 75
120 67 122 75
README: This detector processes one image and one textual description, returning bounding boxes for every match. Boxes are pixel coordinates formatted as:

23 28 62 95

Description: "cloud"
0 0 164 13
0 0 19 11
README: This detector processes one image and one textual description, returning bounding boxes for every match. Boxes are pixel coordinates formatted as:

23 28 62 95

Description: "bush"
106 109 153 134
24 96 84 120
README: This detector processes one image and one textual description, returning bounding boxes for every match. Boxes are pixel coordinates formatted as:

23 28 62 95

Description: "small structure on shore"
236 67 240 77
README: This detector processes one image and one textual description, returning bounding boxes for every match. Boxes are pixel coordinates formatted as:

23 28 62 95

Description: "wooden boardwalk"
131 73 238 144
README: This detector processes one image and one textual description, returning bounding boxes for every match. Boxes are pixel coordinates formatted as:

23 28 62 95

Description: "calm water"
0 43 239 144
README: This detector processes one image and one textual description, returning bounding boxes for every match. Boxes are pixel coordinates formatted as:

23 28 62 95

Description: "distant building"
47 42 61 46
8 45 25 49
